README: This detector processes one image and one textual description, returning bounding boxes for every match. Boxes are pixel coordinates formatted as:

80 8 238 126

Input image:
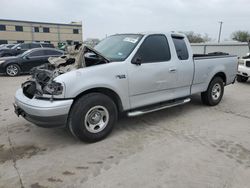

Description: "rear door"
170 35 194 98
128 34 178 109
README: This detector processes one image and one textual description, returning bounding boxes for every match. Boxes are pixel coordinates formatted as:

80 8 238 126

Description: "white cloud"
0 0 249 40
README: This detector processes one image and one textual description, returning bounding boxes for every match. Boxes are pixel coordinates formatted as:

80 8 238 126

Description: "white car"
237 54 250 82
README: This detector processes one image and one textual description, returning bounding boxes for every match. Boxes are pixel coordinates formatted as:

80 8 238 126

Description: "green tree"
231 31 250 42
182 31 211 43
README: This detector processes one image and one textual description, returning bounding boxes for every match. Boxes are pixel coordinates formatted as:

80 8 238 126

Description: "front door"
128 34 178 109
21 49 48 72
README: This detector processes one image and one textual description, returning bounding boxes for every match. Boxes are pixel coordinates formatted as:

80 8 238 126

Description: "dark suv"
0 43 55 57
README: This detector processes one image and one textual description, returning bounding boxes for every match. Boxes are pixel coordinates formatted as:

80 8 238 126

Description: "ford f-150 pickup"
14 32 238 142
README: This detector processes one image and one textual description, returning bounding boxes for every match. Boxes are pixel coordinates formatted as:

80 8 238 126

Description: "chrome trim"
127 98 191 117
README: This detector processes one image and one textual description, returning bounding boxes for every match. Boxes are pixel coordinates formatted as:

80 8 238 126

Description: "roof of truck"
113 31 185 37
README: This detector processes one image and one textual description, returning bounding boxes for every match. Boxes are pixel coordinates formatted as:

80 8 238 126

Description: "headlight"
0 60 5 64
43 81 64 95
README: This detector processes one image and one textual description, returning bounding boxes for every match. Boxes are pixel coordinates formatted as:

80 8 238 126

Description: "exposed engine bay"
22 44 109 99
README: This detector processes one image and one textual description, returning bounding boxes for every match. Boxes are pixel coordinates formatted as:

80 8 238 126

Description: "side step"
127 98 191 117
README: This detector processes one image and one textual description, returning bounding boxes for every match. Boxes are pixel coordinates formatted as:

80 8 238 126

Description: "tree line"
184 31 250 43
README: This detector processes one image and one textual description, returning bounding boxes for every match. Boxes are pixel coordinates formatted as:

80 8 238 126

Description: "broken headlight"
43 81 64 95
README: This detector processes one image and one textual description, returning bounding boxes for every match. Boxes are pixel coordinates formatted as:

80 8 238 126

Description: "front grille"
246 61 250 67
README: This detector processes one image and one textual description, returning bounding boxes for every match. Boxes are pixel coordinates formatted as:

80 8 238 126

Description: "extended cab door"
170 35 194 98
128 34 178 109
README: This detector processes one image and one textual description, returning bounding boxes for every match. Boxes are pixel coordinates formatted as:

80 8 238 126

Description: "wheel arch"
212 72 227 84
73 87 124 113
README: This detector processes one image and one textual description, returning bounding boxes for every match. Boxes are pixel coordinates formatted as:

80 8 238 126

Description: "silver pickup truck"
14 32 238 142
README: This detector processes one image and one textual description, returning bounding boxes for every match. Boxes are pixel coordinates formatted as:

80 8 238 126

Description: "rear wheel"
6 64 20 76
68 93 118 142
237 75 248 82
201 77 224 106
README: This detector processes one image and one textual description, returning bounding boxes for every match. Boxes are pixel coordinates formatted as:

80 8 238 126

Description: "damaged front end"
22 44 109 99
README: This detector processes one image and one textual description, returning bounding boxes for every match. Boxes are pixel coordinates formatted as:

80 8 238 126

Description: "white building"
191 42 250 57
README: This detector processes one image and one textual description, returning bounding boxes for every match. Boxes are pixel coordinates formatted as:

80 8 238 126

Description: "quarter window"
134 35 171 63
15 25 23 32
0 25 6 31
172 36 189 60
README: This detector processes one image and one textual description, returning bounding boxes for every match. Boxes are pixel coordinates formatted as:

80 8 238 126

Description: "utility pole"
218 21 223 43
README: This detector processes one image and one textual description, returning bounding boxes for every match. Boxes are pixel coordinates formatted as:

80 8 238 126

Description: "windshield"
94 34 143 61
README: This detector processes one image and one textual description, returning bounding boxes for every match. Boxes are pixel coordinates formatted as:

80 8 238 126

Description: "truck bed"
191 53 238 94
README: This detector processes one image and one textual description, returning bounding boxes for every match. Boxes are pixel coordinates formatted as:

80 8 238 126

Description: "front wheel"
201 77 224 106
68 93 118 142
237 75 248 83
6 64 20 76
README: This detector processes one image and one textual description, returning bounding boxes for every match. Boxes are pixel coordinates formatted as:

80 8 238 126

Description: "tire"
236 75 248 83
201 77 224 106
68 93 118 142
5 64 20 76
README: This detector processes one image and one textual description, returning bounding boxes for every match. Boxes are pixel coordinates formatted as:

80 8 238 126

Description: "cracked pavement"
0 76 250 188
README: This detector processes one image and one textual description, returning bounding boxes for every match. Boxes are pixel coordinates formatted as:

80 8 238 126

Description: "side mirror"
131 56 142 65
17 46 21 50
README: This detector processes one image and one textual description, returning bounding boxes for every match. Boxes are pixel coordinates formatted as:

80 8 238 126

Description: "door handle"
169 68 177 73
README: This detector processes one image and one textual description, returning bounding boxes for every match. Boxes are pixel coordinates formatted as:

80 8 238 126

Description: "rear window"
41 43 54 48
30 43 41 48
172 36 189 60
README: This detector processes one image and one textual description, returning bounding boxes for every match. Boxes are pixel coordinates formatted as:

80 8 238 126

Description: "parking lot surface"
0 76 250 188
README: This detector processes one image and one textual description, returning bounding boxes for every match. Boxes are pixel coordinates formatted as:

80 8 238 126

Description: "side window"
134 35 171 63
34 27 39 32
15 25 23 32
0 25 6 31
19 43 30 49
43 27 50 33
30 43 41 48
172 37 189 60
44 50 63 56
29 50 45 57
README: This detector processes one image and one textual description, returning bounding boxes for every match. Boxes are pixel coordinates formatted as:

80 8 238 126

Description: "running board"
127 98 191 117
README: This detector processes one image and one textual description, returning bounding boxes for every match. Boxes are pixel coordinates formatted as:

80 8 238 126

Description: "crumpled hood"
21 44 109 99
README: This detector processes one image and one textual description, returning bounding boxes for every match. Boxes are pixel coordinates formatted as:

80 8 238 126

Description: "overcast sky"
0 0 249 41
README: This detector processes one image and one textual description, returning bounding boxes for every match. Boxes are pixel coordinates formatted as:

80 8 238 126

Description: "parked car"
14 32 238 142
0 44 16 49
237 53 250 82
0 48 63 76
0 42 55 57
